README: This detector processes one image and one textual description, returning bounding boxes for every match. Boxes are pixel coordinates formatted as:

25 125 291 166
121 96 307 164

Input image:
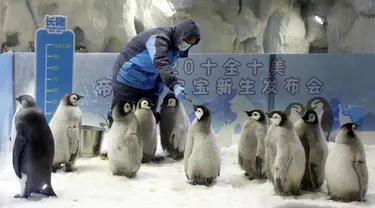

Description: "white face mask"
178 41 191 51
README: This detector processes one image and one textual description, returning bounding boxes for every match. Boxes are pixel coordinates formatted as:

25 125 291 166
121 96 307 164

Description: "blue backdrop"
12 52 375 142
0 52 14 153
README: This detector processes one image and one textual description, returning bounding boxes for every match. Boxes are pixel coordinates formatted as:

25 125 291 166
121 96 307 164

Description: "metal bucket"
79 125 105 158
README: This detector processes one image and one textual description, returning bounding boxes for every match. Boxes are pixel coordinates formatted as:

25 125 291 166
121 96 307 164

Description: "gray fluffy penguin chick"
49 93 83 173
13 95 57 198
294 109 328 191
265 110 306 196
159 93 190 160
108 100 142 178
184 105 221 186
325 123 368 202
135 98 160 163
238 109 268 180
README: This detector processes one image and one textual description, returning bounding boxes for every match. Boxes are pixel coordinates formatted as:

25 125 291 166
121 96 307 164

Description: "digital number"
51 66 59 70
51 88 58 93
52 54 59 59
52 76 59 82
51 99 58 104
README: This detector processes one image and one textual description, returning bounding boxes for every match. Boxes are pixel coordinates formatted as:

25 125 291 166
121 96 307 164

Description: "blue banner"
35 15 74 122
13 52 375 143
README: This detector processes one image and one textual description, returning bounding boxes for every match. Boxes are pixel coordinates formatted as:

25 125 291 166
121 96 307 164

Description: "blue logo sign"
35 15 75 122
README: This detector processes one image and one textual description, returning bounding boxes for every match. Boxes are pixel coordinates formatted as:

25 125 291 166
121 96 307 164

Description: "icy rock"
327 0 375 53
263 10 309 54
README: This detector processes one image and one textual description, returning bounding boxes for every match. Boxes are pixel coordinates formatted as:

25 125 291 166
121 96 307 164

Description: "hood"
172 19 201 47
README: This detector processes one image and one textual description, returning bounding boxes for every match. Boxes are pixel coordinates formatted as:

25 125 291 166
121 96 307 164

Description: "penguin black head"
301 109 319 124
193 104 210 121
15 94 36 108
63 93 84 106
244 109 266 122
339 122 359 138
114 100 135 115
267 110 288 126
137 97 154 110
160 93 178 107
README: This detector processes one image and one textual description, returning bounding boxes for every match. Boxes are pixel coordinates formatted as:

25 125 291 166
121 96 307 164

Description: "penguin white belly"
326 144 360 195
51 122 70 163
18 173 28 196
238 131 258 172
135 110 157 156
108 123 141 174
188 134 220 178
173 124 188 152
286 142 306 184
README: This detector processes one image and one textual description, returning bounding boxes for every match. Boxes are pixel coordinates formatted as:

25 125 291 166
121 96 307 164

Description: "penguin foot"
65 163 75 172
190 177 215 186
14 192 29 198
125 172 137 179
52 163 62 173
40 186 58 197
244 172 255 180
142 155 165 163
329 193 363 202
275 177 284 193
168 151 184 161
100 153 108 160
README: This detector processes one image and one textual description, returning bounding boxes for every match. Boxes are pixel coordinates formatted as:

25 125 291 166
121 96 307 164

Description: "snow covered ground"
1 142 375 208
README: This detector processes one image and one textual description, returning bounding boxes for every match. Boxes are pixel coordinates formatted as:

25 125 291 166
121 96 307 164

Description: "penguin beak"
301 113 309 121
193 104 198 111
15 97 20 102
77 95 84 100
149 103 154 108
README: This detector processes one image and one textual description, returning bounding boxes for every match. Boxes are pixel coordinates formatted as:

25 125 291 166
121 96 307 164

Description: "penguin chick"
325 123 368 202
13 95 57 198
108 100 142 178
135 98 161 163
159 93 190 160
184 105 221 186
294 109 328 191
238 109 268 180
265 110 306 196
49 93 83 173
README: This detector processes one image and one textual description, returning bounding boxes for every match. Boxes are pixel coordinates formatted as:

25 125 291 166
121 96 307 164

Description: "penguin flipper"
274 140 292 184
183 133 194 175
352 160 368 200
12 133 27 178
309 163 319 189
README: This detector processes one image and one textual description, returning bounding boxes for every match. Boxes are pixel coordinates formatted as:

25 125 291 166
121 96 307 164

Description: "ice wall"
0 0 375 53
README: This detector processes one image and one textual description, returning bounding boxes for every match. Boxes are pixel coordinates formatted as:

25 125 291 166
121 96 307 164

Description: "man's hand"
173 85 187 101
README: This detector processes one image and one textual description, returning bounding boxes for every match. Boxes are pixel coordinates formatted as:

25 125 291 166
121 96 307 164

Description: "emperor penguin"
108 100 142 178
135 98 160 163
12 95 57 198
184 105 221 186
159 93 190 160
294 109 328 191
325 123 368 202
265 110 306 196
49 93 83 173
238 109 268 180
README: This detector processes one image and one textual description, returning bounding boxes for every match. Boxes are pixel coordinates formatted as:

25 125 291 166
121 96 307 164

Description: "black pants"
107 81 160 127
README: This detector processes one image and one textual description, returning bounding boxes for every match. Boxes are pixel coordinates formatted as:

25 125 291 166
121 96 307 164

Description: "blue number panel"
35 29 74 122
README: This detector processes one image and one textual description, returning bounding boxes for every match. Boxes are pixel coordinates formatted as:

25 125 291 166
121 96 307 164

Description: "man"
107 19 201 127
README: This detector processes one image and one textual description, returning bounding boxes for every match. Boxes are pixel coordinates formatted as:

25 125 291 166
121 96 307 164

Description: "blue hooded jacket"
113 20 201 95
